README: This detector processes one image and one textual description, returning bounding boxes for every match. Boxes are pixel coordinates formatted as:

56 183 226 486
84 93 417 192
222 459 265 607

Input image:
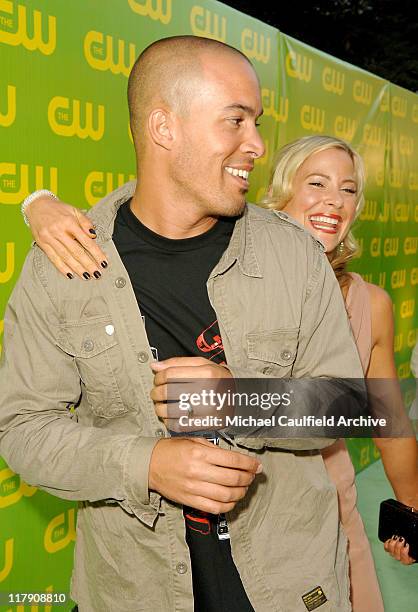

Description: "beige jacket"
0 182 363 611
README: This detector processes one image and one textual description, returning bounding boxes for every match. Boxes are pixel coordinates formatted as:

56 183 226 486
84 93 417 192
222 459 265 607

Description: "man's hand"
151 357 233 430
384 536 416 565
25 195 108 279
149 437 262 514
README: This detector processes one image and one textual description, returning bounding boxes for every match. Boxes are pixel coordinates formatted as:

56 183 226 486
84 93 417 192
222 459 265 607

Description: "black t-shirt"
113 201 254 612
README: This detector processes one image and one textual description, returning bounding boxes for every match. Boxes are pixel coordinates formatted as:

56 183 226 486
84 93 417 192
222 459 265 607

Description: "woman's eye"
342 188 357 194
309 182 323 187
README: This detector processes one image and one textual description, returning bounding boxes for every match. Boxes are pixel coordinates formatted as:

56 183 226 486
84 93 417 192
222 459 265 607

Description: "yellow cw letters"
127 0 171 25
394 332 403 353
301 105 325 133
0 538 13 582
404 236 418 255
391 269 406 289
190 5 226 42
322 67 345 95
84 31 136 77
393 203 409 222
359 200 377 222
378 271 386 288
408 172 418 191
399 134 414 156
0 84 16 127
353 80 373 106
241 29 270 64
0 467 36 509
262 89 288 123
285 51 312 82
407 328 418 347
370 237 381 257
334 115 357 141
0 0 56 55
0 163 58 205
383 237 399 257
44 509 76 554
411 267 418 286
0 242 15 284
48 97 105 141
411 103 418 124
362 123 382 146
391 96 407 118
85 171 136 206
398 362 411 379
400 299 415 319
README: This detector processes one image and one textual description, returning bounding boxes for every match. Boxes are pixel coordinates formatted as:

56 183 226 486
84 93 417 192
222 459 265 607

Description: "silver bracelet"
21 189 58 226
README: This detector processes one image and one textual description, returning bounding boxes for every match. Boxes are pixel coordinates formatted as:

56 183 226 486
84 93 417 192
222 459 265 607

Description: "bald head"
127 35 255 158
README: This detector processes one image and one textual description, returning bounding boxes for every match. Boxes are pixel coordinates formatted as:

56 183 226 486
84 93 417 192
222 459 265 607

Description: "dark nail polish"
83 272 91 280
67 273 74 280
89 228 97 235
101 261 108 268
93 271 101 279
399 537 404 543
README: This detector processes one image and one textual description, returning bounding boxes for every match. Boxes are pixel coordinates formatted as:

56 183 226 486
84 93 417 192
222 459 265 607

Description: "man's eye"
229 118 243 126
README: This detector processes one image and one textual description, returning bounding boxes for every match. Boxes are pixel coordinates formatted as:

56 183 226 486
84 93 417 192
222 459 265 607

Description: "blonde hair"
263 135 365 287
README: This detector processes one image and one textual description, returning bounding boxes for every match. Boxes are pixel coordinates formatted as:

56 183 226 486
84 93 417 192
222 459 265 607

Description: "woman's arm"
366 283 418 563
23 193 108 279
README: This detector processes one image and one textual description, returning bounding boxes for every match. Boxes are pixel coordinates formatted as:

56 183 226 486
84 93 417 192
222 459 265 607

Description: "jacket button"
83 339 94 352
137 351 149 363
176 562 187 574
155 428 165 437
115 277 126 288
280 350 292 361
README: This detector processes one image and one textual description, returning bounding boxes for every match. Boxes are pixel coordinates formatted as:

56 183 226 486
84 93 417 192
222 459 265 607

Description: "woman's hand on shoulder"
384 535 416 565
26 194 108 280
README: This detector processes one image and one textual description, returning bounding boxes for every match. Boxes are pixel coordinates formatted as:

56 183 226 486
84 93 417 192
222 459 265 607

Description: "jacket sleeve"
0 251 160 527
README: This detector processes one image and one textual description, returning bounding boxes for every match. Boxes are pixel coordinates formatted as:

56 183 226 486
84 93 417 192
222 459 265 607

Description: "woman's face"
283 147 358 254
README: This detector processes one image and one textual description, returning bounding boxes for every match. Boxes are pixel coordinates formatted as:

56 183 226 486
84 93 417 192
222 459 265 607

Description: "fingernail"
83 272 91 280
256 463 263 474
394 535 399 540
93 271 101 279
399 537 404 543
101 261 108 268
89 228 97 235
67 273 74 280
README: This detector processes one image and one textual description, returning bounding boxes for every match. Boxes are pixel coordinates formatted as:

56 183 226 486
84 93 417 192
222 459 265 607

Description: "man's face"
170 53 265 218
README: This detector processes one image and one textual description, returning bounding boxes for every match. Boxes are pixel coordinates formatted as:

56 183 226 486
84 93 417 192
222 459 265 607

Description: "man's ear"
148 108 175 150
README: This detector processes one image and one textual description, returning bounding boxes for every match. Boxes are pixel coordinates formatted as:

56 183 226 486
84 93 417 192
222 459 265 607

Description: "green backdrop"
1 0 417 608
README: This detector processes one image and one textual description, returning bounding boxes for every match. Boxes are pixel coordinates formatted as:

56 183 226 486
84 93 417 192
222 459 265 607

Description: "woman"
23 136 418 611
263 135 418 610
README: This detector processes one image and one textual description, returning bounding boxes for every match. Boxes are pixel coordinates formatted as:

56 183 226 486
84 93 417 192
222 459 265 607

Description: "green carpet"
356 459 418 611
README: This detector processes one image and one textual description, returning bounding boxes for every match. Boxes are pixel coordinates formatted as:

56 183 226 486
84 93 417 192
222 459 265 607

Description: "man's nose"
242 125 265 159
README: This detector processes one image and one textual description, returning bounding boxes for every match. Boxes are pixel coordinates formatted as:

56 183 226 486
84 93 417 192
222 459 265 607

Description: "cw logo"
391 96 407 118
85 171 136 206
241 29 270 64
353 80 373 105
285 51 312 82
412 104 418 124
255 138 269 166
190 5 226 42
393 203 409 223
389 168 403 188
0 163 58 205
0 467 36 508
408 172 418 191
379 90 389 112
0 242 14 284
301 105 325 133
362 123 382 146
128 0 171 24
399 134 413 156
375 167 384 187
407 328 417 347
400 299 415 319
411 267 418 286
262 89 288 123
84 31 136 77
378 271 386 288
391 269 406 289
378 202 389 223
0 84 16 127
48 97 105 141
359 200 377 221
383 237 399 257
322 67 345 95
394 332 403 353
0 537 13 582
334 115 357 142
370 237 381 257
0 0 56 55
44 508 76 554
398 361 411 379
404 236 418 255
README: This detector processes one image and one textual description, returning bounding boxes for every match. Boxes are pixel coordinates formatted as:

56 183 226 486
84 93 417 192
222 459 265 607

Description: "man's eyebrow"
305 172 357 183
222 104 264 116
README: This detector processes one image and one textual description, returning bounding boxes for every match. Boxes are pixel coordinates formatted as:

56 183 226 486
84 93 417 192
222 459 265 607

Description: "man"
0 36 363 611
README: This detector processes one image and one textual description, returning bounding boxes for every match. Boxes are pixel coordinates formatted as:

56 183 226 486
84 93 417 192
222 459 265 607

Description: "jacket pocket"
246 329 299 376
56 317 134 418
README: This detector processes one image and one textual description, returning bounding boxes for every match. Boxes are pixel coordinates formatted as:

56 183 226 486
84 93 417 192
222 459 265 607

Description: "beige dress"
322 273 384 612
